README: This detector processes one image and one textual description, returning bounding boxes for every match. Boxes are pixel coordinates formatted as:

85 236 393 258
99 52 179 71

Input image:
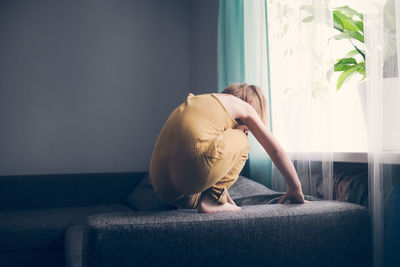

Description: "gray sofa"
1 172 371 267
0 172 145 267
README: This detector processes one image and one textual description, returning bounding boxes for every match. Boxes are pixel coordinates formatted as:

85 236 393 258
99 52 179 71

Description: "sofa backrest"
0 172 146 210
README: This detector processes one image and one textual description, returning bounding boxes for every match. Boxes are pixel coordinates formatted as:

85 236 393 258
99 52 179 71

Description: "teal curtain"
217 0 245 90
217 0 273 187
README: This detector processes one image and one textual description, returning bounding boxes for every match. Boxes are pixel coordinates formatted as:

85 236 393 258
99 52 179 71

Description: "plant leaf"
335 5 363 19
333 31 364 43
333 10 360 32
355 21 364 32
337 58 357 65
334 58 358 71
333 13 344 32
335 64 353 72
352 44 366 59
357 68 365 76
356 64 366 79
336 65 362 91
346 50 359 57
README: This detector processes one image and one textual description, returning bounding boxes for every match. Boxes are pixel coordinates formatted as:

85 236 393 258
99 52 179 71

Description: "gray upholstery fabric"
0 249 65 267
234 193 320 206
0 172 145 210
82 201 371 267
0 204 133 252
228 176 276 199
125 174 176 211
65 225 86 267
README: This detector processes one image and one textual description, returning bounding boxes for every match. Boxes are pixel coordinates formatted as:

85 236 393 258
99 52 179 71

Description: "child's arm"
218 94 308 204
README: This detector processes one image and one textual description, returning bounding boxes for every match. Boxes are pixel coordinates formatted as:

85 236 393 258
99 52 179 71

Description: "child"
149 83 309 213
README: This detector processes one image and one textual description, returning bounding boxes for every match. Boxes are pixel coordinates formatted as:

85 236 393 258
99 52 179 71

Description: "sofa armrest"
80 201 371 267
65 225 86 267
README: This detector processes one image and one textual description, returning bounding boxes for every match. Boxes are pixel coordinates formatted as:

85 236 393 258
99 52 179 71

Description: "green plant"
332 6 365 91
301 5 366 91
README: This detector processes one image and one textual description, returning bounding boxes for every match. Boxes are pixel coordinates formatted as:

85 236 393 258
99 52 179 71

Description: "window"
267 0 373 154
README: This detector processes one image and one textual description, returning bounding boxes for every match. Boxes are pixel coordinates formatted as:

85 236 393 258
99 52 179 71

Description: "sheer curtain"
220 1 400 266
363 0 400 266
267 0 335 199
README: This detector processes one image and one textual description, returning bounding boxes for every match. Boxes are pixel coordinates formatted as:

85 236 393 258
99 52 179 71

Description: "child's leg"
156 128 249 211
169 193 202 209
167 155 246 210
205 150 249 204
198 128 250 213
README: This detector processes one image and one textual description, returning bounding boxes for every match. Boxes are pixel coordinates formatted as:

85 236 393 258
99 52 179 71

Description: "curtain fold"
217 0 245 90
218 0 273 187
267 0 334 199
363 0 400 266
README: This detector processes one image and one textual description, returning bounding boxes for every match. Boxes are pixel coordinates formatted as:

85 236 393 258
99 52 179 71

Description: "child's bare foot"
225 190 236 205
197 191 242 213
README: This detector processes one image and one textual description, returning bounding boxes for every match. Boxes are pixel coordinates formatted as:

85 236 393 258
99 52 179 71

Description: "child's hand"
278 188 311 204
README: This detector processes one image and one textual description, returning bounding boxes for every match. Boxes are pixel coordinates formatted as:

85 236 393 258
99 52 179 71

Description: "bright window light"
267 0 369 153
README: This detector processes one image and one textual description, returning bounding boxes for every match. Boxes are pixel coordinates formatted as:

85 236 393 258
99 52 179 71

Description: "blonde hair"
222 83 269 127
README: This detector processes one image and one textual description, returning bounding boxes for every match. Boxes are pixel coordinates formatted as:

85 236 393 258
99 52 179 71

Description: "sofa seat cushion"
230 176 321 204
228 176 276 199
0 204 133 252
81 201 370 267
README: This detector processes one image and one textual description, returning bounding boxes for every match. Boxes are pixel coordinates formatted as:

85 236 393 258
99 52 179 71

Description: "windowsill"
289 152 400 164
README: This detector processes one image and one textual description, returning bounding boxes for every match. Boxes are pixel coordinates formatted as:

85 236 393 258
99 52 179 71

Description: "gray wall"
0 0 201 175
188 0 219 94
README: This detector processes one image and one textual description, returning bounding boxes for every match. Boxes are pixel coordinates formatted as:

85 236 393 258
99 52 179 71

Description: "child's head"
222 83 269 127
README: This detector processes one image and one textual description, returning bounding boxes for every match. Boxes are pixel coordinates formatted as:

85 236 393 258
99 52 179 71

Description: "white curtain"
266 0 399 265
363 0 400 266
267 0 335 199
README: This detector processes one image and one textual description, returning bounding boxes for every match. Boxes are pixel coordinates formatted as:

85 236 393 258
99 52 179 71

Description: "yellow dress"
149 93 250 209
